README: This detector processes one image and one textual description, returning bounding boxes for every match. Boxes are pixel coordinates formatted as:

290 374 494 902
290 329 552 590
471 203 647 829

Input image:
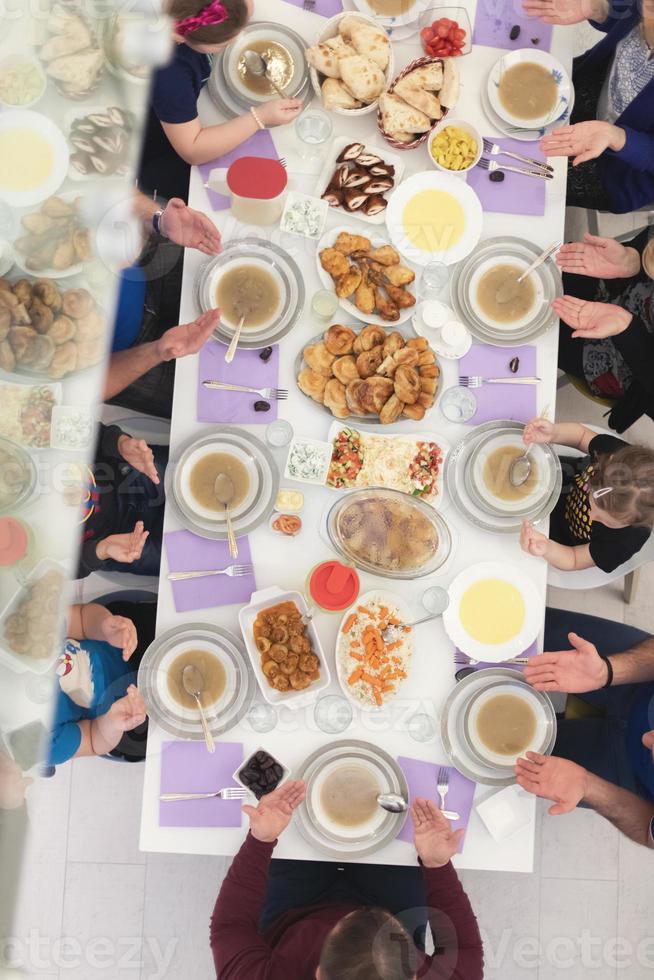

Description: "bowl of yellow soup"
443 561 541 661
385 170 482 267
0 110 69 208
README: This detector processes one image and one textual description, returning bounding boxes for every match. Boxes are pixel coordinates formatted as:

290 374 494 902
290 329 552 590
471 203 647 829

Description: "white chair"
586 207 653 237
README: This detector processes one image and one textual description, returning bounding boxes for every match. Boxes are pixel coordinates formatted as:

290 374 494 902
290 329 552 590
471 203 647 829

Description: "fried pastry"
0 290 19 311
417 390 435 409
72 228 92 262
320 247 350 280
49 315 77 346
0 308 10 341
385 284 416 309
324 378 350 419
394 365 420 404
30 300 55 334
379 393 404 425
33 279 62 309
402 402 426 421
382 264 416 287
376 353 398 377
42 196 75 218
324 324 356 355
345 379 368 415
74 309 105 341
30 335 55 371
48 341 78 379
367 245 400 266
332 355 359 384
419 376 438 395
333 231 371 255
356 345 384 378
335 268 362 298
354 268 375 315
8 326 37 363
75 338 103 370
407 337 428 351
298 368 328 403
382 331 405 357
359 375 394 413
393 348 420 368
12 280 32 306
419 364 439 378
374 287 399 322
0 339 15 372
417 349 436 366
303 343 336 378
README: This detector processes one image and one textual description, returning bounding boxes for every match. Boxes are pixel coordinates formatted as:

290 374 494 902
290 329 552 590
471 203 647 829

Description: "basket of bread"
305 13 393 116
378 56 460 150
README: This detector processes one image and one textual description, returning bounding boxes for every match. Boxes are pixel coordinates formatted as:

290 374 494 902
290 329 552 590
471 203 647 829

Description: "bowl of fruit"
419 7 471 58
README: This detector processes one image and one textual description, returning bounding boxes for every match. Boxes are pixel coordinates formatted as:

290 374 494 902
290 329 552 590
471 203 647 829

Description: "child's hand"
107 685 147 732
96 522 149 566
100 615 138 661
117 435 159 484
523 418 555 445
257 98 303 128
521 520 550 557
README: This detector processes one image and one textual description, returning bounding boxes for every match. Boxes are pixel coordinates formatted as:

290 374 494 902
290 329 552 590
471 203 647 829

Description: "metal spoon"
509 404 550 488
377 793 460 822
224 314 246 365
182 664 215 754
381 608 447 644
214 473 238 559
243 49 285 98
495 241 561 304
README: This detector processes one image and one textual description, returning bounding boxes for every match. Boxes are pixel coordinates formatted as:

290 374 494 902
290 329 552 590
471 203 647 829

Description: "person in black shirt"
520 420 654 573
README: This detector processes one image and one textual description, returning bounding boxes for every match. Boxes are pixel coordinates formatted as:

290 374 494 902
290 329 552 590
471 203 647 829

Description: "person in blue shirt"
515 608 654 849
49 600 156 767
522 0 654 213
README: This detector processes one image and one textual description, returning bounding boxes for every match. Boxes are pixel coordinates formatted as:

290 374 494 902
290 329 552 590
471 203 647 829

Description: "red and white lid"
226 157 288 200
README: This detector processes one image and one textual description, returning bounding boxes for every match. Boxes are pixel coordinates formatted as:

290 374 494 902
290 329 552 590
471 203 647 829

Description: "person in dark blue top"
139 0 302 201
523 0 654 213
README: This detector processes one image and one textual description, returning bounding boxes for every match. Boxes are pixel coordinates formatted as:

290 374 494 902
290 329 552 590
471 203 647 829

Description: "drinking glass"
314 695 353 734
266 420 294 449
408 712 437 743
419 261 450 301
421 586 450 616
311 288 340 319
440 386 477 422
295 109 333 160
247 702 278 733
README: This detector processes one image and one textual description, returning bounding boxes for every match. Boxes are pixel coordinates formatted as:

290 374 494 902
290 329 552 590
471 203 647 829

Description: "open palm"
98 522 149 565
552 296 632 339
160 199 222 255
556 234 636 279
243 780 306 843
411 798 464 868
524 633 609 693
541 122 614 166
157 310 220 362
521 0 598 25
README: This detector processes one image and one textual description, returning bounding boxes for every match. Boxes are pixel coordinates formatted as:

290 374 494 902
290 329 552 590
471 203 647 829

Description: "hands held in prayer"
525 633 610 692
515 752 587 815
521 0 606 25
411 798 465 867
159 199 222 256
100 613 139 661
244 780 306 844
552 296 633 340
157 309 220 363
540 121 625 166
107 685 147 731
556 234 641 280
118 435 160 484
96 522 150 572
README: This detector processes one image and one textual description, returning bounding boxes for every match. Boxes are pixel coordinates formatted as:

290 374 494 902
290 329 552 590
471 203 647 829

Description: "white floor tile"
617 834 654 976
538 879 618 980
539 806 619 881
60 863 145 980
67 759 146 865
141 853 230 980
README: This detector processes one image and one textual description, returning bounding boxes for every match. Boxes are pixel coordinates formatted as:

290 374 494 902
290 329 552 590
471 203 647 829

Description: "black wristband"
601 655 614 688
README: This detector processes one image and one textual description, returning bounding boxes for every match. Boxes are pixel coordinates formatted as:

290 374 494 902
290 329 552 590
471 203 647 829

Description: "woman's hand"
521 0 606 25
100 614 138 660
243 780 306 843
117 435 159 484
96 522 149 569
525 633 610 692
556 233 641 279
257 98 303 128
520 520 550 558
159 199 221 256
552 295 633 339
515 752 587 815
540 121 625 165
411 798 465 868
107 685 147 731
523 418 555 445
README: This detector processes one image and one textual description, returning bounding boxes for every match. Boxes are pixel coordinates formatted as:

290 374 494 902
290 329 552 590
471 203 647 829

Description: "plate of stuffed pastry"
317 228 417 326
296 323 440 424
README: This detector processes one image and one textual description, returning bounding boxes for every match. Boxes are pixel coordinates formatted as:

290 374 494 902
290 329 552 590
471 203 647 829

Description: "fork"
459 376 540 387
160 787 249 802
437 767 450 811
168 563 253 581
482 138 554 173
202 381 288 400
453 653 530 666
478 158 553 181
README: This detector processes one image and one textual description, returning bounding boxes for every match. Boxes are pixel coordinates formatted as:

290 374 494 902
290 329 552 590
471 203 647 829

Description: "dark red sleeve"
421 861 484 980
210 832 276 979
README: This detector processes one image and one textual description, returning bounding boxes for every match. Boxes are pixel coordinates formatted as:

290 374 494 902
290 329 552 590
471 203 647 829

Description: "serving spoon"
381 589 449 644
243 49 285 98
495 241 561 304
182 664 215 754
377 793 460 822
214 473 238 559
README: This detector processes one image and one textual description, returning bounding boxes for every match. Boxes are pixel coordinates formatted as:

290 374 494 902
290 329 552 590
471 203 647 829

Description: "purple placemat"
396 757 475 849
197 129 279 211
197 340 279 424
164 530 256 612
159 740 244 827
281 0 343 14
466 137 547 216
454 638 538 674
458 344 537 424
472 0 552 51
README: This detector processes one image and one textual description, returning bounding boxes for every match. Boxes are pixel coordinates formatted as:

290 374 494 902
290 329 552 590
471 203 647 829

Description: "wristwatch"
152 207 166 237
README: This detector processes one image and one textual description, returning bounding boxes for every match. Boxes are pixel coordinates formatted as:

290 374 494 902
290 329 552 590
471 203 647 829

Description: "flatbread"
406 63 443 91
339 54 385 103
346 19 390 71
394 77 442 120
379 92 431 134
305 42 343 78
440 58 460 109
321 77 362 110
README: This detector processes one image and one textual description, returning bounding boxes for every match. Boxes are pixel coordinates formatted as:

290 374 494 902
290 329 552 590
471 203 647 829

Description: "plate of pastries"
296 323 441 424
317 228 417 327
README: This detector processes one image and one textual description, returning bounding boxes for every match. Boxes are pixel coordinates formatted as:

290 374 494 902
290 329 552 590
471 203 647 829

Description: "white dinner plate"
480 66 574 143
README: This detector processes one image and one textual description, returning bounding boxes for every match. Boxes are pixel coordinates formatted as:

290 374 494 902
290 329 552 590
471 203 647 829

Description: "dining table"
139 0 573 872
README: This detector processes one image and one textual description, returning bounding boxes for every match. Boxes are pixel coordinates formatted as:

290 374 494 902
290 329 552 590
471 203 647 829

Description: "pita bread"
306 42 344 79
346 20 390 71
339 54 386 103
322 77 362 110
388 129 415 143
394 77 442 120
440 58 460 108
338 15 364 38
323 35 356 57
406 63 443 91
379 92 431 134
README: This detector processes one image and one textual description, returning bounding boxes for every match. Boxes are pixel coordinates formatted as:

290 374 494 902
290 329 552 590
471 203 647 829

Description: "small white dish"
0 110 69 208
413 303 472 359
49 405 95 452
280 191 329 241
428 118 483 175
475 784 532 841
232 746 291 799
284 436 332 486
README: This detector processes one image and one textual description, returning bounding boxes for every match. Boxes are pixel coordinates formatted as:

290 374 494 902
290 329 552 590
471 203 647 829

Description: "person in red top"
210 781 484 979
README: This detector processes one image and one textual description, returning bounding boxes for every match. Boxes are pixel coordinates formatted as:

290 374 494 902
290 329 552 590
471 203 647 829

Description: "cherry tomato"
436 22 450 37
420 26 434 41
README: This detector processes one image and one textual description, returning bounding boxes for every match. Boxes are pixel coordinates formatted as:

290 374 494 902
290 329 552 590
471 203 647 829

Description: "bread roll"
345 20 390 71
407 63 443 91
322 78 362 110
306 42 343 79
339 55 385 103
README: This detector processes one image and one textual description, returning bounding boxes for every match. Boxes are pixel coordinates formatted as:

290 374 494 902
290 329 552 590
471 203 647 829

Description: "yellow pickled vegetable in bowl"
429 123 481 173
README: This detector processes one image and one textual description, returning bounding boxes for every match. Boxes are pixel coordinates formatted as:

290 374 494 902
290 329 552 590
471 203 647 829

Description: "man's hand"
156 309 220 362
525 633 609 692
643 731 654 763
556 234 640 279
100 614 138 661
117 435 159 484
0 751 32 810
243 780 306 843
257 98 303 128
411 798 464 867
520 520 550 558
552 296 632 340
516 752 588 815
541 121 625 166
96 522 149 572
159 198 222 255
107 685 147 732
521 0 606 25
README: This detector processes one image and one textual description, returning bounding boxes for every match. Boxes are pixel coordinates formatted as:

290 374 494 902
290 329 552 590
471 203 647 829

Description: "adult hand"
257 98 303 128
521 0 603 25
556 233 640 279
411 798 464 868
107 685 147 732
523 417 555 445
100 613 138 661
243 780 306 843
643 731 654 762
520 520 550 558
96 522 149 572
156 309 220 362
117 435 159 485
552 296 632 340
515 752 587 815
540 121 625 166
525 633 609 692
0 751 32 810
159 198 222 255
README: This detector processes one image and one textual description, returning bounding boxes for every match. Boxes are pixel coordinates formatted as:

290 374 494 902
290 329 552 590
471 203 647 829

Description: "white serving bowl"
427 118 483 175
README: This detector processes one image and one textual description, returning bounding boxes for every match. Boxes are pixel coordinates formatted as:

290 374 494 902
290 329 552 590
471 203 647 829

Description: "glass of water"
295 109 333 160
419 261 450 301
314 695 353 734
247 702 278 734
408 712 437 743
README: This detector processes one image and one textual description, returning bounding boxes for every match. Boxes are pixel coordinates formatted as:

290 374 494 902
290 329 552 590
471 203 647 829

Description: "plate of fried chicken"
317 228 417 326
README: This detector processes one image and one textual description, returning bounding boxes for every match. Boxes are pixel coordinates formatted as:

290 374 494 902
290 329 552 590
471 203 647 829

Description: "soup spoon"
495 241 561 304
243 49 286 98
377 793 460 822
214 473 238 559
509 404 550 488
182 664 215 754
224 314 246 365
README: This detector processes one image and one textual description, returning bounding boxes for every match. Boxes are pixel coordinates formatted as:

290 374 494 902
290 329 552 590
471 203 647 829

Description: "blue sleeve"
151 59 199 125
48 721 83 766
607 126 654 173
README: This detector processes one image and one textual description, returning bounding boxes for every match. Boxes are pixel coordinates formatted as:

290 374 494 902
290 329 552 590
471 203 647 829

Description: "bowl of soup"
0 110 69 207
464 681 552 768
226 24 306 104
468 430 554 516
179 442 258 523
488 49 571 129
469 257 545 332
